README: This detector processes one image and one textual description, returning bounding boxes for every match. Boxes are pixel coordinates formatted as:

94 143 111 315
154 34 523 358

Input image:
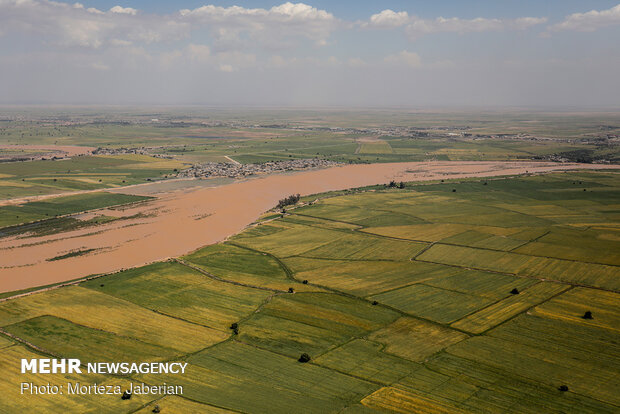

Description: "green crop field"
2 111 619 195
0 154 187 200
0 170 618 412
0 191 151 229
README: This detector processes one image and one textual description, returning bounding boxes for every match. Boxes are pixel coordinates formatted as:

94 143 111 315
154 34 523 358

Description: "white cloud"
185 44 211 62
0 1 617 107
219 64 234 72
368 9 409 28
362 9 546 39
514 17 548 29
110 6 138 16
89 62 110 71
179 2 339 47
0 0 187 48
406 16 546 39
550 3 620 32
384 50 421 68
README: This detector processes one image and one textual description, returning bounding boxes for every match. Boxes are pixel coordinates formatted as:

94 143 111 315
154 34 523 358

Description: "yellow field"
362 386 465 414
292 261 448 296
358 141 394 154
368 317 467 362
135 396 234 413
451 282 570 334
362 223 518 242
531 287 620 334
0 180 31 187
417 243 620 290
0 346 153 413
0 287 226 353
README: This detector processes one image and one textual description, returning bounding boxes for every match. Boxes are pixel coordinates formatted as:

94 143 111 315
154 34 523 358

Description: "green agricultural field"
237 292 399 358
81 261 273 330
370 283 496 324
313 339 421 384
0 170 618 412
0 287 227 352
0 154 187 200
367 317 468 362
0 191 151 229
139 340 378 413
4 315 180 362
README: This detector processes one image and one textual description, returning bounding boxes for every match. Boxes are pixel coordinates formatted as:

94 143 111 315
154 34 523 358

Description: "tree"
277 194 301 209
298 353 311 363
398 182 405 189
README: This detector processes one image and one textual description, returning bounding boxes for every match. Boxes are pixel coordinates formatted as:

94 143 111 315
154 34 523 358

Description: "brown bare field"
0 161 617 292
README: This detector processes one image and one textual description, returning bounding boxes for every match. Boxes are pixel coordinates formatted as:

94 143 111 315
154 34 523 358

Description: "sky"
1 0 619 107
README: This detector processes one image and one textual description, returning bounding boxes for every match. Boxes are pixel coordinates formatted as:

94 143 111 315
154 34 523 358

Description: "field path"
224 155 242 165
0 161 618 292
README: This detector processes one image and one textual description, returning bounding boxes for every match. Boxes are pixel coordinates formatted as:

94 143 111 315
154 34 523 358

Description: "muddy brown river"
1 161 617 293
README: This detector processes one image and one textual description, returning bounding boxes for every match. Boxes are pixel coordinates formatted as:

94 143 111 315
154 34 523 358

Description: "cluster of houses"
177 158 339 179
92 147 172 159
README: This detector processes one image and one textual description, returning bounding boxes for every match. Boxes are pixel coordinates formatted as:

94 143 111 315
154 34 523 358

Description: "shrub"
582 311 593 320
510 288 520 295
298 353 311 363
558 385 569 392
